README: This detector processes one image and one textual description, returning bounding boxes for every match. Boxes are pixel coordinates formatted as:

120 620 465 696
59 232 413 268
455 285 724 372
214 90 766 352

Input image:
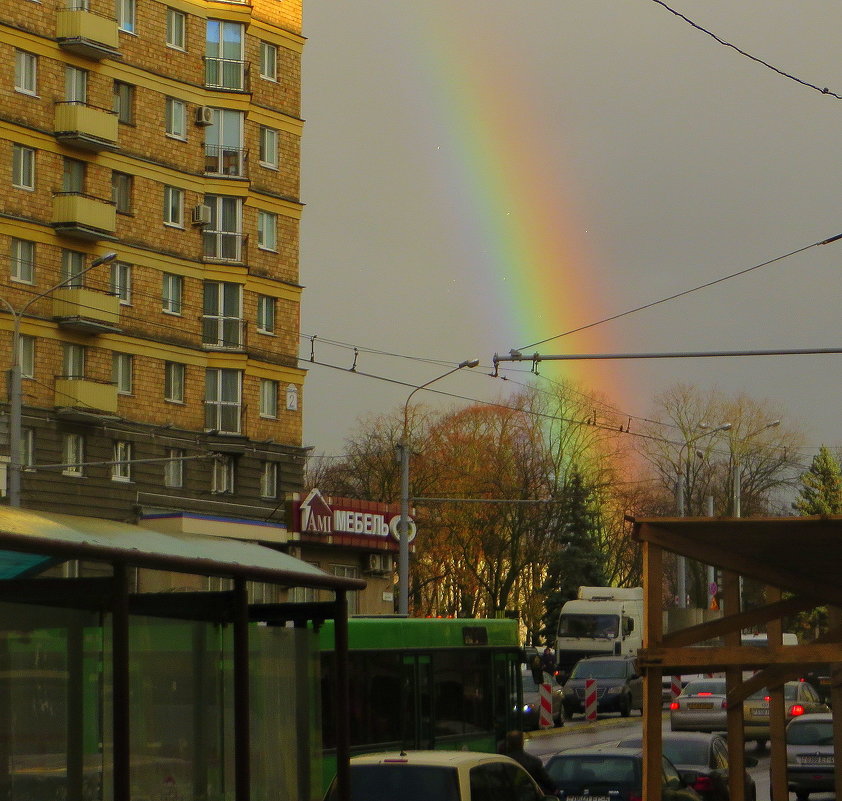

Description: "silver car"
670 678 727 733
785 712 834 801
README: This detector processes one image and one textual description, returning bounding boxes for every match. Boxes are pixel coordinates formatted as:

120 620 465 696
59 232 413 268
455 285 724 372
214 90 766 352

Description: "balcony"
201 316 244 350
54 102 119 152
56 8 120 60
204 57 247 91
52 287 121 333
204 144 246 177
54 378 118 413
202 230 244 262
52 193 117 241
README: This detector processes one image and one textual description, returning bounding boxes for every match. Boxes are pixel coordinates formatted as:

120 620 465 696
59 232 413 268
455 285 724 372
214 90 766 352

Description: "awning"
0 506 365 590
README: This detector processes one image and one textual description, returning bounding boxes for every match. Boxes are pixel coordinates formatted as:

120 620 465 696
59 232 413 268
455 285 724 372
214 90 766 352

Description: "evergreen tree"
540 470 606 643
793 445 842 515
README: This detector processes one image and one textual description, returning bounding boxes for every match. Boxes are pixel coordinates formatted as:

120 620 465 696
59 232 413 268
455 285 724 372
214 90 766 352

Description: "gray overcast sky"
298 1 842 460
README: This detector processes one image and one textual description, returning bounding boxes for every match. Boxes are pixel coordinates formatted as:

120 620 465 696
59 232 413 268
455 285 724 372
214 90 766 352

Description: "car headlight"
522 704 534 714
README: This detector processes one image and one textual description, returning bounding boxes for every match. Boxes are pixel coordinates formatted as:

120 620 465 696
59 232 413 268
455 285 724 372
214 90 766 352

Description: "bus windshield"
558 614 619 639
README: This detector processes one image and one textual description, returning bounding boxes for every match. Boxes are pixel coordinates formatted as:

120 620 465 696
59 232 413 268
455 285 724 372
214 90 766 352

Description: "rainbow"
403 8 618 392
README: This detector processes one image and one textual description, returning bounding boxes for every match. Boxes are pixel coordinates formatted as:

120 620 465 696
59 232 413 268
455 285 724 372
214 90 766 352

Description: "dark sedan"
616 732 757 801
562 655 642 718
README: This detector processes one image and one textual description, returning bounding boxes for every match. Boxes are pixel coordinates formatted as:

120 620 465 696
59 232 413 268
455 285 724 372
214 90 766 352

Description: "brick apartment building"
0 0 307 532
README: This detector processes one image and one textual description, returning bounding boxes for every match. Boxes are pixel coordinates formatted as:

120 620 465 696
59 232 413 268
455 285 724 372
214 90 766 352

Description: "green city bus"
318 617 523 790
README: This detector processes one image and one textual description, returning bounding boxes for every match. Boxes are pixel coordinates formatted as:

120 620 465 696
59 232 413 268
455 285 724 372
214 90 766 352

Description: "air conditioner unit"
195 105 214 126
366 553 394 575
191 204 212 225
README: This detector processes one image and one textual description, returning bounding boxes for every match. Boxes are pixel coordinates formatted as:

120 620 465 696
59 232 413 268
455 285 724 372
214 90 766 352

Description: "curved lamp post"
675 422 731 607
397 358 479 615
3 251 118 507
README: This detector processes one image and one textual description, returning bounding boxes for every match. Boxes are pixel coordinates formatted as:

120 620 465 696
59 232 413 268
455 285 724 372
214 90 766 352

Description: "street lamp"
675 422 731 607
397 358 480 615
3 251 118 507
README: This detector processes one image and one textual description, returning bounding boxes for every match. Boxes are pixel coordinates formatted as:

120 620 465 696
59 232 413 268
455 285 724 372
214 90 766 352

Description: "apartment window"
18 335 34 379
62 433 84 476
65 66 87 103
112 171 132 213
10 239 34 284
12 145 35 190
116 0 135 32
62 343 85 378
205 368 241 433
110 261 131 304
163 186 184 226
162 273 183 314
256 295 275 334
257 210 277 251
14 50 37 95
61 249 85 288
204 108 244 177
259 379 278 418
164 448 184 487
62 157 86 193
113 81 134 123
260 461 277 499
332 565 359 614
205 21 244 90
165 97 187 139
166 7 186 49
259 41 277 80
286 383 298 411
202 281 242 348
258 127 278 168
112 352 132 394
210 454 234 494
202 195 242 260
112 440 132 481
20 429 34 470
164 361 185 402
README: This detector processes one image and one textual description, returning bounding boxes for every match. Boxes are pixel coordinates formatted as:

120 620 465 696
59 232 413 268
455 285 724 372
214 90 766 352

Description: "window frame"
12 145 35 190
62 433 84 477
202 281 243 349
162 272 183 315
62 342 85 379
211 454 235 494
205 368 242 434
164 448 184 488
18 335 34 379
10 238 35 284
61 249 85 289
259 378 278 419
202 195 243 261
258 126 278 168
113 81 134 124
164 361 185 403
260 461 278 499
165 97 187 140
112 440 132 482
112 171 133 213
110 261 131 304
112 352 133 395
163 185 185 227
257 210 277 251
116 0 135 33
256 295 275 334
65 65 87 103
14 50 37 96
259 41 277 81
165 7 186 50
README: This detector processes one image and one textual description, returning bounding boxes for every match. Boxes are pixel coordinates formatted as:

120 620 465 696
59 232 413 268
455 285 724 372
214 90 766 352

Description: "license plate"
567 796 610 801
799 755 833 765
820 677 831 685
749 707 769 717
688 702 713 709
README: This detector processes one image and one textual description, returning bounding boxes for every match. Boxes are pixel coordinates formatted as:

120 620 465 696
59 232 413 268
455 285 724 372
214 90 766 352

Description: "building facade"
0 0 306 525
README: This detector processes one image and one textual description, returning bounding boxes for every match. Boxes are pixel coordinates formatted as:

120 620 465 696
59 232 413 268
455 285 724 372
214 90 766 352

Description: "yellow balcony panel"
54 103 119 152
55 378 118 413
52 288 120 333
52 193 117 241
56 9 120 60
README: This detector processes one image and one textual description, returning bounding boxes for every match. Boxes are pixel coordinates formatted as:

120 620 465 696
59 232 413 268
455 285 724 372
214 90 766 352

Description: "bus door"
401 654 433 749
493 651 519 741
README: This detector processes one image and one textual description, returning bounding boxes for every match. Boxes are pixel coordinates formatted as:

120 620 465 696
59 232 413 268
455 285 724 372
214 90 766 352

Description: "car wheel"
619 693 631 717
795 792 809 801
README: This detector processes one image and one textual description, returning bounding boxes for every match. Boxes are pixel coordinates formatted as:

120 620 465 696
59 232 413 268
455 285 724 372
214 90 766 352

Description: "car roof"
551 747 643 758
349 751 517 768
787 712 833 724
620 731 717 745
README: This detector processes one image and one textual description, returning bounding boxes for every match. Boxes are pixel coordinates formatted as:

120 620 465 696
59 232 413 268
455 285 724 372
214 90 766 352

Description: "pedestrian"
502 730 556 795
541 646 556 675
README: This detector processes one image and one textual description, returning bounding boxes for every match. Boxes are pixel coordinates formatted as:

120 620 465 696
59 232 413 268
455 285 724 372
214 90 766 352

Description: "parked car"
562 655 642 718
615 731 757 801
670 678 728 734
545 746 703 801
785 712 834 800
323 750 558 801
743 681 830 747
520 665 564 730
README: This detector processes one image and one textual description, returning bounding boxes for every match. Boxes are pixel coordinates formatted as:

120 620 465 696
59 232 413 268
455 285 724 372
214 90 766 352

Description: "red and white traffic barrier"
539 682 553 728
585 678 597 721
671 676 682 701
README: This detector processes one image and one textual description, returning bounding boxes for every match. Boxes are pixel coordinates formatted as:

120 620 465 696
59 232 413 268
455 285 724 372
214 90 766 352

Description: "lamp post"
676 422 731 607
397 358 479 616
3 251 118 507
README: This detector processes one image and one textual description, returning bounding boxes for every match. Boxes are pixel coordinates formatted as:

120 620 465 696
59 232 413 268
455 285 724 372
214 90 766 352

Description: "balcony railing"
54 101 119 152
56 7 120 60
204 57 246 91
52 287 120 332
201 316 244 349
202 230 244 262
54 377 118 413
52 192 117 240
204 144 246 177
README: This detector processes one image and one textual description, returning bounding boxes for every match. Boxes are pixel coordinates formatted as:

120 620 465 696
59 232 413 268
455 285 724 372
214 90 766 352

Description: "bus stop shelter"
0 505 364 801
633 515 842 801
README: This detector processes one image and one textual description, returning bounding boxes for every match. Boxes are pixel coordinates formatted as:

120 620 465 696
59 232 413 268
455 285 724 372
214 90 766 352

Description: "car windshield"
326 764 460 801
570 660 626 680
547 755 638 787
682 681 726 696
558 614 619 639
788 721 834 746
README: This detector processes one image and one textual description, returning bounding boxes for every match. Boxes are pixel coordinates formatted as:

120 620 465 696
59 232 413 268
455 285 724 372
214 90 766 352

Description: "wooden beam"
722 570 745 801
641 539 663 801
638 642 842 672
